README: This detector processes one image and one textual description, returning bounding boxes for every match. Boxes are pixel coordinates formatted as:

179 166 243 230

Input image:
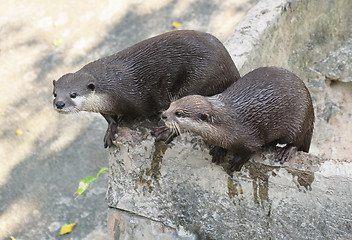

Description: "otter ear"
53 80 56 86
87 83 95 91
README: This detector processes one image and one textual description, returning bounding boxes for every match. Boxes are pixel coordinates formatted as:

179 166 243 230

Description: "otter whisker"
168 92 178 102
72 108 81 114
165 121 173 130
172 94 178 102
167 91 178 103
167 91 172 102
170 122 177 134
173 122 182 139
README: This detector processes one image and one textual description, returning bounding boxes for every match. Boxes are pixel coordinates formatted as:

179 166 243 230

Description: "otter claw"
164 131 177 144
228 155 250 172
104 123 118 148
103 138 111 148
229 156 241 171
276 145 297 163
152 126 169 139
209 146 227 164
228 162 244 172
152 126 178 143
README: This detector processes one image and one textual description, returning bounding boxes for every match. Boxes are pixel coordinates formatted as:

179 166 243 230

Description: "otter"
161 67 314 172
53 30 240 148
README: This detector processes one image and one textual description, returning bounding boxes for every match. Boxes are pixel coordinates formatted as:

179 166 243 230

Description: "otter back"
161 66 314 172
53 30 240 147
218 67 314 153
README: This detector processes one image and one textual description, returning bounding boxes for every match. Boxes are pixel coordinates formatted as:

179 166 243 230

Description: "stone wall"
107 0 352 239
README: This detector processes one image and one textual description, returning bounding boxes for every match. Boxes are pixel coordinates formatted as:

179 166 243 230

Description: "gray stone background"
0 0 258 239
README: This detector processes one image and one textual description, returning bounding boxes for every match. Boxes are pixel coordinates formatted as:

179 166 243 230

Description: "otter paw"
228 158 244 172
152 126 178 143
209 146 227 164
276 145 297 163
151 126 169 140
104 123 118 148
228 155 250 172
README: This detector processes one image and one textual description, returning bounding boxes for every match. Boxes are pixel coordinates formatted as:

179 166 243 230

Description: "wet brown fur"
162 67 315 171
53 30 240 147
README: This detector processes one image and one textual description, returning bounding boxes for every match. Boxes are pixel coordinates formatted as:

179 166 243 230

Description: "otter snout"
55 101 65 109
160 111 175 128
161 111 174 123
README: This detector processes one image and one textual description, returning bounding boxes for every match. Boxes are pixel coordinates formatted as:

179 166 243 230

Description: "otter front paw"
104 123 118 148
209 146 227 164
276 145 297 163
152 126 178 144
228 155 250 172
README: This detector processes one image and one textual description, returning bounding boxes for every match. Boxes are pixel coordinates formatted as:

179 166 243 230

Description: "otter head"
161 95 215 136
53 72 102 114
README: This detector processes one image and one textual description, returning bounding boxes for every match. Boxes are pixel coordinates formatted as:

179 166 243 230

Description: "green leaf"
82 176 96 184
74 176 95 199
74 187 85 195
74 167 108 199
96 167 108 177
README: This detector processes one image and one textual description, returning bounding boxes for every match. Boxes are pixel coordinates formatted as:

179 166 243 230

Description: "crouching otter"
161 67 314 172
53 30 240 148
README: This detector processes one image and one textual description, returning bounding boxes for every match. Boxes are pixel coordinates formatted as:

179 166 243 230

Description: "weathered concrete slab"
107 0 352 238
107 123 352 239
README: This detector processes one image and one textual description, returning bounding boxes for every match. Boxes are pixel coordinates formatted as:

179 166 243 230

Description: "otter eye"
53 92 57 98
175 111 184 118
199 114 209 122
88 83 95 91
70 93 77 98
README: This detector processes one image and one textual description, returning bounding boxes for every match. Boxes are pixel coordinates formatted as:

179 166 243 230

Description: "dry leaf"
59 223 76 235
172 21 182 29
15 129 23 136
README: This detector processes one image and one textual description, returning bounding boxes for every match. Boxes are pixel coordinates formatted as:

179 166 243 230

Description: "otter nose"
56 101 65 109
161 113 167 120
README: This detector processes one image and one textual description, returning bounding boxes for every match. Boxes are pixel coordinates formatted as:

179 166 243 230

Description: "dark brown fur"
162 67 314 171
53 30 240 148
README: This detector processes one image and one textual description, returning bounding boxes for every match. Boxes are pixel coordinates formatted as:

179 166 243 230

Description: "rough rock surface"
107 0 352 238
313 38 352 83
107 124 352 239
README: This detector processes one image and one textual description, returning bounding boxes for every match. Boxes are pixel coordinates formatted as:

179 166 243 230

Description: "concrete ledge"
107 0 352 239
107 124 351 239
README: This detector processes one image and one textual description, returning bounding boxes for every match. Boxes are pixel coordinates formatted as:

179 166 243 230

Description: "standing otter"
161 67 314 172
53 30 240 148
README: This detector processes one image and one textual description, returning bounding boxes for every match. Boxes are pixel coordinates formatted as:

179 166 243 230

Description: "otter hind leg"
276 144 297 163
300 127 314 153
152 126 178 143
228 154 250 172
209 146 227 164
